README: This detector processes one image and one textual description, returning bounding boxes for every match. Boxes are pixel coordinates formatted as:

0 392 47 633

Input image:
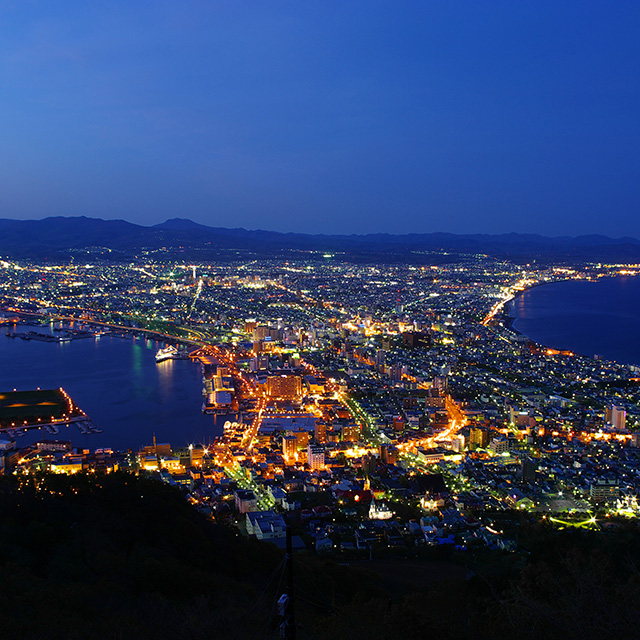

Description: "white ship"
155 345 180 362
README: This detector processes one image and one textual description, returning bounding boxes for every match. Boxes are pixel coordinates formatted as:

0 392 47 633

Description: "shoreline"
501 275 640 368
0 307 202 352
0 324 218 451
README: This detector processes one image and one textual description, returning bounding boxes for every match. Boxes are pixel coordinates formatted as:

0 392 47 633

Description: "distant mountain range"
0 216 639 264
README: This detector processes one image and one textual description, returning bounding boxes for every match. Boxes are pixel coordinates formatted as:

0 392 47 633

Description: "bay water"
508 276 640 367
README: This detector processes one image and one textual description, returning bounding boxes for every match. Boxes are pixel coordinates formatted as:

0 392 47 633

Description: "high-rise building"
379 444 399 465
253 325 270 341
606 405 626 431
362 452 378 476
521 456 537 483
451 434 465 452
590 479 619 503
292 429 309 450
489 437 509 455
341 423 360 442
244 319 257 334
267 374 302 400
315 420 327 443
307 442 325 470
283 435 297 462
250 355 269 372
433 376 447 391
470 427 490 449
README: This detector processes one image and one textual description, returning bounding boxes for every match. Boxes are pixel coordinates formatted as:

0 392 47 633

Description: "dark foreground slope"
1 473 640 640
0 472 278 639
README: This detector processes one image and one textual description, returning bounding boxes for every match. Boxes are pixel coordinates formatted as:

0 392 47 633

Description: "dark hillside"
2 473 640 639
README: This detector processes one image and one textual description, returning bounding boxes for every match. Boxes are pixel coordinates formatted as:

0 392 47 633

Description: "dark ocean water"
0 323 225 451
508 276 640 367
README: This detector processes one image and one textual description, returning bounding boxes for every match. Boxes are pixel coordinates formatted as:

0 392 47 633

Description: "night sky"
1 1 639 237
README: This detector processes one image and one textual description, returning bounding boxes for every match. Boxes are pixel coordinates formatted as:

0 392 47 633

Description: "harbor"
0 320 221 451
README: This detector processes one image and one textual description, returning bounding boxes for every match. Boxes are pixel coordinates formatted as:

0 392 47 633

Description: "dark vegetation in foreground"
1 472 640 640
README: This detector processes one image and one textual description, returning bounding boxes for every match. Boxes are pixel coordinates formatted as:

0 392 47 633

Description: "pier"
0 388 99 437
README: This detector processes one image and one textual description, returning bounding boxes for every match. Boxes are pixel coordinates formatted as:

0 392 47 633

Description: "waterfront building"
36 439 72 453
0 438 16 452
189 444 204 467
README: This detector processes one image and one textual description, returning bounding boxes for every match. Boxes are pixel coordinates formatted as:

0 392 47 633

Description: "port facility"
0 388 87 432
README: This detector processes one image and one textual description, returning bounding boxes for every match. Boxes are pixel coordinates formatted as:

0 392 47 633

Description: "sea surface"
0 321 225 451
508 276 640 367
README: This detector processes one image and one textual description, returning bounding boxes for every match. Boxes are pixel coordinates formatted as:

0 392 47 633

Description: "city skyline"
2 2 640 237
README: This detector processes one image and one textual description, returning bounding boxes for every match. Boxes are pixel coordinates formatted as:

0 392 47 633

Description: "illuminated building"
50 460 83 474
470 427 490 449
590 480 619 504
451 434 465 452
141 442 171 458
307 442 325 470
36 439 72 453
189 444 204 467
369 499 393 520
250 355 269 372
267 374 302 400
402 331 430 349
379 443 398 465
433 375 447 391
282 435 298 461
605 405 626 431
488 437 509 455
253 325 270 341
424 388 446 408
0 438 16 454
245 511 286 540
341 423 360 442
292 429 309 450
388 364 403 382
315 420 327 443
509 406 534 428
235 489 258 513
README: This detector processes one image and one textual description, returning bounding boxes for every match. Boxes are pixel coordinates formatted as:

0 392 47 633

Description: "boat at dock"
155 345 189 363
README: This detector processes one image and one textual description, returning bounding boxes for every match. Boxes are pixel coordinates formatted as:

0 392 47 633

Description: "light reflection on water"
0 324 221 451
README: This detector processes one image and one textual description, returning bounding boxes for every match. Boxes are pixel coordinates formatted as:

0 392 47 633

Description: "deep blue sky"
1 1 639 237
